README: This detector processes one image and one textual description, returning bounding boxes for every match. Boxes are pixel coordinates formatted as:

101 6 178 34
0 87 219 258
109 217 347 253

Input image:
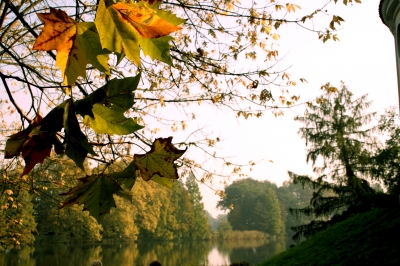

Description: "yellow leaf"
272 33 280 41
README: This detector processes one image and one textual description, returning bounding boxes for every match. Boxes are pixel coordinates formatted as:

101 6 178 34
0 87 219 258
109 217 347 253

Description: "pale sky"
194 0 399 217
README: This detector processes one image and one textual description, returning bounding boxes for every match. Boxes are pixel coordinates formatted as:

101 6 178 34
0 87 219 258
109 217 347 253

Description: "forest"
1 150 316 247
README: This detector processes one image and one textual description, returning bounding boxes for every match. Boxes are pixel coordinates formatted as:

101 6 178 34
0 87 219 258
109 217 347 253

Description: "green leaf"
60 174 125 222
134 137 186 181
64 99 96 170
140 36 174 65
74 87 107 118
83 103 144 135
153 6 187 26
95 0 183 65
115 52 125 66
151 174 173 189
106 74 140 112
95 0 141 65
4 131 30 158
76 22 111 75
109 162 137 191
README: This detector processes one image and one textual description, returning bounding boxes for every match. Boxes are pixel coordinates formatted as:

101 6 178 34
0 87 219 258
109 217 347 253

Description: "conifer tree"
289 83 379 241
185 171 211 239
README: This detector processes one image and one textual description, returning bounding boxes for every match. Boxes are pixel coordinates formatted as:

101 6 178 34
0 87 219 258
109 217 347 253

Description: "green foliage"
0 182 36 249
372 108 400 195
218 178 284 236
261 207 400 266
101 196 139 240
253 189 284 236
216 217 232 239
274 181 314 240
50 205 103 243
185 171 211 238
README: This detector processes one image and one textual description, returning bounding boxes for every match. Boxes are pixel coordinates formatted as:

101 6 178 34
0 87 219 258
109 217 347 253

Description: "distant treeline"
214 178 315 241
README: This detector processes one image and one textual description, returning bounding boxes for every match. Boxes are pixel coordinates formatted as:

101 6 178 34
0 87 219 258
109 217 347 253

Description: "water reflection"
0 238 286 266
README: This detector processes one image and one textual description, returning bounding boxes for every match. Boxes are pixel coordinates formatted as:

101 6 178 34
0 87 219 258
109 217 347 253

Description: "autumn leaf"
33 8 110 86
4 115 64 177
14 115 52 177
60 162 136 222
139 36 174 65
60 173 133 222
4 115 42 159
95 0 184 65
134 137 186 181
113 2 182 39
109 161 137 191
5 99 96 175
75 73 139 118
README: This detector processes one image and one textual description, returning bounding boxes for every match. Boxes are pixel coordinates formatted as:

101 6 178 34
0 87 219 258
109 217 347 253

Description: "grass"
259 207 400 266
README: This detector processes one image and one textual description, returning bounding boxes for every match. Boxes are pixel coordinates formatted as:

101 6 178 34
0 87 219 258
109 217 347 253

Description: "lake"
0 238 286 266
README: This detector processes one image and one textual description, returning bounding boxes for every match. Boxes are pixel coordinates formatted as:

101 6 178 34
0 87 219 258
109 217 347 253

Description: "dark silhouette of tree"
289 83 389 241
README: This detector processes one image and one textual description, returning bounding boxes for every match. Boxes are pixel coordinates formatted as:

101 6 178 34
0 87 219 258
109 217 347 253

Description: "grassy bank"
260 207 400 266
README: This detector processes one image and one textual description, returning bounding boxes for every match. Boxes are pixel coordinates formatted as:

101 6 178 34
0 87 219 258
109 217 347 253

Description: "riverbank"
260 207 400 266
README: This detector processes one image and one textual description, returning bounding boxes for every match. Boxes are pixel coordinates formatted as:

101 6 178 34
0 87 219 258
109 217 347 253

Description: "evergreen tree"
185 171 211 239
170 181 195 239
289 84 381 241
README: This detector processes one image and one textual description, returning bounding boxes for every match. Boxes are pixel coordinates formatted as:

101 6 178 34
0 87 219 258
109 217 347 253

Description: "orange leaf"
112 2 182 38
33 8 76 56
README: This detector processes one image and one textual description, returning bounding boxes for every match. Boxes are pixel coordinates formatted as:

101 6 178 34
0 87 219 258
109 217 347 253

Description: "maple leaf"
151 174 173 189
4 115 42 159
60 163 136 222
134 137 186 181
63 99 97 170
4 115 64 177
5 99 96 175
95 0 184 65
83 103 144 136
74 73 140 118
60 174 132 222
33 8 110 86
105 74 141 112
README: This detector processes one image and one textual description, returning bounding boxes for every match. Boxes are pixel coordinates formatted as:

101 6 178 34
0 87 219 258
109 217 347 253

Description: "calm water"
0 238 286 266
